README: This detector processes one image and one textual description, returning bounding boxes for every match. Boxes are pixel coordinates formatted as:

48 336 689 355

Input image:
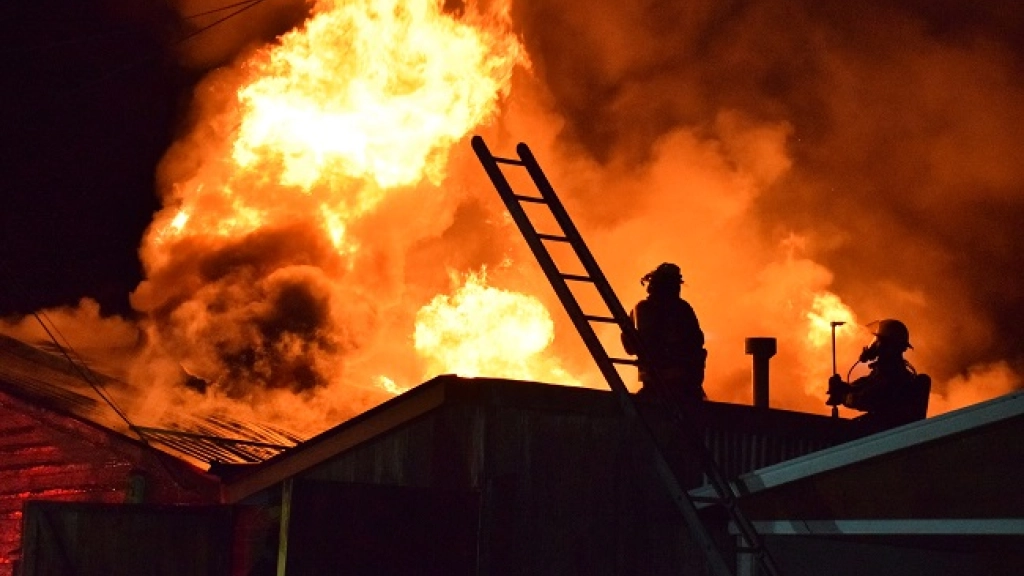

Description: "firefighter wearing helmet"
827 319 931 433
622 263 708 403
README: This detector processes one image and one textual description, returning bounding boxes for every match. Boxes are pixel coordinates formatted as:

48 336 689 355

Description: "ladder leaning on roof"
471 135 781 576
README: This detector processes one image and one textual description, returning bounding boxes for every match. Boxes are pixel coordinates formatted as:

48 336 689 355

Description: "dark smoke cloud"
512 0 1024 388
131 223 358 398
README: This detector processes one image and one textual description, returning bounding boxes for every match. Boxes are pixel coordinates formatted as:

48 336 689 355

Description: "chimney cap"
745 337 777 357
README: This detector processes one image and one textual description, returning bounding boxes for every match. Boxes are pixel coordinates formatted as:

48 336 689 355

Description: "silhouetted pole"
745 337 777 409
830 321 845 418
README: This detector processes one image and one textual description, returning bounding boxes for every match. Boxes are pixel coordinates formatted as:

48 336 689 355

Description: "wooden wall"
0 390 221 576
251 378 848 575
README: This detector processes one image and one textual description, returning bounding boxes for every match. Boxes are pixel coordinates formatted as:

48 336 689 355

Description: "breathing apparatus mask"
859 340 881 363
857 319 912 365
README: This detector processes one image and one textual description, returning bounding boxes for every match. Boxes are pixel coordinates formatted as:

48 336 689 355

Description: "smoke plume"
510 0 1024 407
6 0 1021 439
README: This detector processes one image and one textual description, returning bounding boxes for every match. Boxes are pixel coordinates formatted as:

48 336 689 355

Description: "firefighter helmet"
873 319 912 350
641 263 683 287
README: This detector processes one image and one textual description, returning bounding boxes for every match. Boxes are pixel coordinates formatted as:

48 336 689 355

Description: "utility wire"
1 0 261 57
183 0 262 20
33 313 215 494
0 260 137 432
176 0 268 44
1 264 213 493
31 309 138 432
19 0 274 102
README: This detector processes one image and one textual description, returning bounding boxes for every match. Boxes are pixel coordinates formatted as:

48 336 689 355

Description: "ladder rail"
472 135 782 576
516 140 720 439
472 137 632 399
516 143 638 333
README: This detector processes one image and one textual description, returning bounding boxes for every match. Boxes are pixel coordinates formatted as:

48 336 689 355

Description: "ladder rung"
492 157 525 166
513 194 547 204
537 233 570 242
474 136 779 576
560 273 592 282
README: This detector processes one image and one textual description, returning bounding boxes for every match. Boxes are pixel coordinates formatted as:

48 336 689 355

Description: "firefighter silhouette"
622 263 707 402
827 319 931 433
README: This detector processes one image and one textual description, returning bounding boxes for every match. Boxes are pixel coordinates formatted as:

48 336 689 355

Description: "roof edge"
734 518 1024 536
694 390 1024 500
224 374 455 502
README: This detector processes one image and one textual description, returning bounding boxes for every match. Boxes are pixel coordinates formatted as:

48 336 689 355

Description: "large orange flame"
128 0 531 434
233 0 521 192
104 0 1018 438
414 269 578 384
147 0 522 254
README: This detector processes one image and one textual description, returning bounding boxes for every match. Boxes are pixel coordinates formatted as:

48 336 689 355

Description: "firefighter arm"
842 374 881 411
621 321 637 356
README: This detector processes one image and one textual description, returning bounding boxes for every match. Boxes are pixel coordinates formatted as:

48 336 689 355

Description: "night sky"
1 1 177 316
0 0 305 317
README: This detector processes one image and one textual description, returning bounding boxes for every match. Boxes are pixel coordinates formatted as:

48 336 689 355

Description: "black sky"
0 0 183 317
0 0 314 318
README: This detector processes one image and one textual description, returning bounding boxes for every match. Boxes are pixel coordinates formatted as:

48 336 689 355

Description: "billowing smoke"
123 0 529 435
509 0 1024 406
0 298 142 380
5 0 1021 438
132 224 350 396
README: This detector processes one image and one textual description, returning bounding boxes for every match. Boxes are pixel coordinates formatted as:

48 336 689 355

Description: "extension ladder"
471 135 781 576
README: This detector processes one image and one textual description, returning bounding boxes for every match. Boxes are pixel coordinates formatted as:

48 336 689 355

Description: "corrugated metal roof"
690 390 1024 522
135 421 297 465
0 333 124 429
0 333 302 467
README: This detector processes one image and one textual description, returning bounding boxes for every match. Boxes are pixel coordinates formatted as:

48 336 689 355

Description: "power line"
178 0 268 43
21 0 274 101
1 263 212 493
183 0 262 20
31 308 137 431
0 259 137 431
1 0 262 57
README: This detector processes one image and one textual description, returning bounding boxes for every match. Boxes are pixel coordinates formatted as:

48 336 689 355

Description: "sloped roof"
0 333 301 467
224 374 850 503
691 390 1024 531
0 332 130 431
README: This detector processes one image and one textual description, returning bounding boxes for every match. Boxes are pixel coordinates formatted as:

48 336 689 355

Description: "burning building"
68 0 1011 438
8 352 1020 574
2 0 1023 573
0 333 215 575
0 332 299 575
2 0 1016 460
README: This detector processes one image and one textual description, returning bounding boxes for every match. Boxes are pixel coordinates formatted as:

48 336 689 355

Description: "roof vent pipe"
745 337 777 409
